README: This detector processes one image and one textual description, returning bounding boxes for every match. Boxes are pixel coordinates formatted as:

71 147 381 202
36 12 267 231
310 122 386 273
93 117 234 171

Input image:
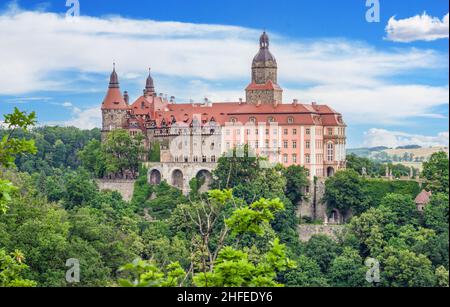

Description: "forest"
0 108 448 287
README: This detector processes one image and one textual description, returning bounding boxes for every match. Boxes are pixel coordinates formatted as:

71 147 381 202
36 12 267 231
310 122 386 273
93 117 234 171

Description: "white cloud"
0 6 448 128
43 105 101 130
386 12 449 42
363 128 449 148
288 84 449 125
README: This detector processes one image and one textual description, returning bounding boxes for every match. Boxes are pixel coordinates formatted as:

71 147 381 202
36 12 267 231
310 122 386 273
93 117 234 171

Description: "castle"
101 32 347 194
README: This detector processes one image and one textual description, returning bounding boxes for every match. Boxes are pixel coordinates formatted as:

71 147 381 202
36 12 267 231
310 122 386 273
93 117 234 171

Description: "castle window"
292 141 297 149
268 116 275 123
283 141 288 149
292 154 297 163
306 141 311 149
202 156 207 163
230 117 238 124
211 155 216 163
283 154 288 163
193 156 198 163
293 129 297 135
305 154 311 164
327 142 334 162
306 128 311 135
328 128 333 136
249 117 256 124
288 117 294 124
284 129 288 135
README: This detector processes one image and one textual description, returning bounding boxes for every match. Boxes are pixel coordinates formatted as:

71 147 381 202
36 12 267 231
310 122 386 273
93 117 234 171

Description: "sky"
0 0 448 148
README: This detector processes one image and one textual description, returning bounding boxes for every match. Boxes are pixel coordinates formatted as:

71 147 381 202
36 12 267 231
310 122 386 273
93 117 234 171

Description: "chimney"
204 97 209 104
170 96 175 103
293 99 298 106
239 98 243 104
124 91 129 104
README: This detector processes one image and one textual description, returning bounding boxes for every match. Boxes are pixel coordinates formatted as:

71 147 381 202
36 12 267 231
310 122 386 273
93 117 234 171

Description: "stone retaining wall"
96 179 136 201
298 225 345 242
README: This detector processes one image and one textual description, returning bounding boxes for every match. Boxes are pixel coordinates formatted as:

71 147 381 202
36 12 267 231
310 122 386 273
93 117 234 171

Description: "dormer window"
287 116 294 124
268 116 275 123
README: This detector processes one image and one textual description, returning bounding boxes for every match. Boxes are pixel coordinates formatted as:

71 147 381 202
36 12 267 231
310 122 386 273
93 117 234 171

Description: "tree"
282 255 328 287
118 258 185 287
211 144 259 190
422 152 449 194
283 165 309 205
0 249 36 287
424 193 449 234
328 247 368 287
380 246 436 287
78 139 106 178
323 169 369 216
303 235 340 273
0 108 37 213
102 129 145 179
379 193 419 226
193 238 295 287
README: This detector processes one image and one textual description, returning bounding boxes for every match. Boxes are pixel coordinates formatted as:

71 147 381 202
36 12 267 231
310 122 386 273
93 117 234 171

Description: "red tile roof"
415 190 432 205
246 80 283 91
101 88 128 110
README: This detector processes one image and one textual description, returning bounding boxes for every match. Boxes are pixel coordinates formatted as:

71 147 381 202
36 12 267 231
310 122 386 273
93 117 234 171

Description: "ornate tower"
144 68 156 96
101 64 128 140
246 32 283 105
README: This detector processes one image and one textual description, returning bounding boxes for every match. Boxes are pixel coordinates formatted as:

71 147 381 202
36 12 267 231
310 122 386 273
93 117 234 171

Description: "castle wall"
96 179 136 201
145 162 216 195
298 225 344 242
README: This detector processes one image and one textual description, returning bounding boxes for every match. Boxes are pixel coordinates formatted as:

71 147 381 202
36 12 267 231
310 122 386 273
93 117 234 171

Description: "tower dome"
252 32 277 67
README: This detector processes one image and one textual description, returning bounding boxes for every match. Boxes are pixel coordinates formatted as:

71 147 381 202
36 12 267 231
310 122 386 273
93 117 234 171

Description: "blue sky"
0 0 448 148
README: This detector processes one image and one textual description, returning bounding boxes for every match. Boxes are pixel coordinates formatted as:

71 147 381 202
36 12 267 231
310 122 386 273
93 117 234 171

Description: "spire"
145 68 155 94
260 31 269 49
109 62 120 88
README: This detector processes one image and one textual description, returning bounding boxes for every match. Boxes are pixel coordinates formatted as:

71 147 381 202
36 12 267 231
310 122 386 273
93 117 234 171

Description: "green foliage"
422 152 449 194
323 169 369 216
0 249 37 287
0 107 37 168
328 247 368 287
282 255 328 287
78 139 106 177
211 144 259 190
118 258 184 287
282 165 309 205
303 235 340 273
424 193 449 234
379 194 419 226
148 141 161 162
226 198 285 237
193 238 295 287
362 179 420 207
102 129 145 178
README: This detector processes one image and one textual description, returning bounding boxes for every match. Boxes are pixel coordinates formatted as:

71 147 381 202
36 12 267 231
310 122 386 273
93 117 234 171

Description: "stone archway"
327 167 335 177
196 170 213 193
149 169 161 185
172 169 184 190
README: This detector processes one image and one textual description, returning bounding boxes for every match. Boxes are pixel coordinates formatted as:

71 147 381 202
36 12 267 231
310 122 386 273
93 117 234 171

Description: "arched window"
327 142 334 162
267 116 275 123
249 117 257 124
